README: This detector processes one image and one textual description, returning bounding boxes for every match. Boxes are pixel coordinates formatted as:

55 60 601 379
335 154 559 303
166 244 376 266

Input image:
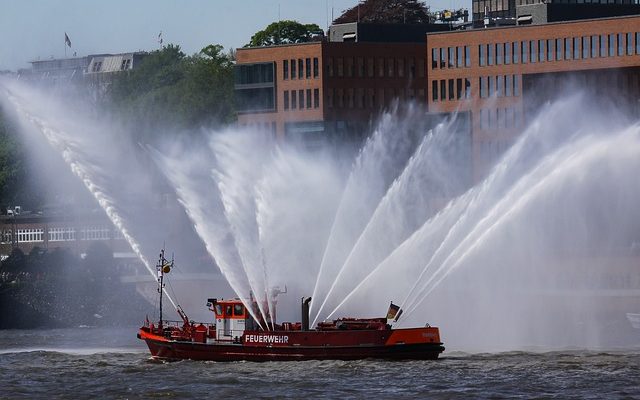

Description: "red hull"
138 327 445 361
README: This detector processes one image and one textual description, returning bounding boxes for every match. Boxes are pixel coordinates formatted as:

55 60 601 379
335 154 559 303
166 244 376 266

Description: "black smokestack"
301 297 312 331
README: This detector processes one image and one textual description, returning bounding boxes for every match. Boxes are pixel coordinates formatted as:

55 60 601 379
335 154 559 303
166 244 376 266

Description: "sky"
0 0 470 71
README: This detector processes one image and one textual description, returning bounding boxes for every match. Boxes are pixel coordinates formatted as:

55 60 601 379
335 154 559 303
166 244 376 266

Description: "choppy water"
0 328 639 399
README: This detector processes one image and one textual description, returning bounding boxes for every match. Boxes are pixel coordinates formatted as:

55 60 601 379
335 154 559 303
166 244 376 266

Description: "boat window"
214 304 223 316
225 305 233 316
234 304 244 317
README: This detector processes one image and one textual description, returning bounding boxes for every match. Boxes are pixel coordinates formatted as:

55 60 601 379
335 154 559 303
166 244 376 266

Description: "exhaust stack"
301 297 312 331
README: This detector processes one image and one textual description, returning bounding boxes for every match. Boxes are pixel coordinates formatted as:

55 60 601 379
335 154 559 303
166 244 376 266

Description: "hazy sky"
0 0 470 71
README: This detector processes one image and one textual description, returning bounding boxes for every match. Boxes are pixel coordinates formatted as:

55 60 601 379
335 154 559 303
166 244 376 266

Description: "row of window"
479 75 520 98
16 228 44 243
283 89 320 110
1 226 118 244
326 87 426 109
49 227 76 242
283 58 319 80
326 57 425 79
478 107 522 131
479 32 640 66
431 78 472 102
431 46 472 69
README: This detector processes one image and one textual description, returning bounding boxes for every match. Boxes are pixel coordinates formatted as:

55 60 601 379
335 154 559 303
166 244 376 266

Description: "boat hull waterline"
138 326 445 361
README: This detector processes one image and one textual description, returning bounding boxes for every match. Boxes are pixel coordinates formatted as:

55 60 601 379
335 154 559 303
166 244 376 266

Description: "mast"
156 249 173 329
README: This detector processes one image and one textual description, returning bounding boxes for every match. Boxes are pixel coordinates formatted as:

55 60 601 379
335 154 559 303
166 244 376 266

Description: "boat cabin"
207 298 259 340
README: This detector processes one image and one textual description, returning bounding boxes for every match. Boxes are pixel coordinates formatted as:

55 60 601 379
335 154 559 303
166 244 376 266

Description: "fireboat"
137 250 445 361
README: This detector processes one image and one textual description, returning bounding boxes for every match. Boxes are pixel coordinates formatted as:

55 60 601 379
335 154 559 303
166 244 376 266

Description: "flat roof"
426 13 640 37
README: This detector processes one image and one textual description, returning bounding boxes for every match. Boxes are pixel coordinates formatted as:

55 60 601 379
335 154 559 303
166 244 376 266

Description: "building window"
298 59 304 79
591 35 598 58
530 40 537 63
565 37 572 60
573 37 580 60
306 89 312 108
547 39 553 61
456 78 463 99
513 75 519 97
314 89 320 108
378 57 384 77
291 90 297 109
449 47 455 68
488 75 494 97
327 58 333 77
291 59 297 79
522 41 528 63
440 80 446 101
627 33 634 55
618 33 624 56
480 76 486 98
327 89 333 108
432 48 439 69
465 46 471 67
487 44 494 65
346 57 354 77
496 43 503 65
313 57 319 78
465 78 471 98
398 58 405 77
432 80 438 101
505 42 511 64
408 58 415 78
636 32 640 55
496 75 503 97
283 59 289 80
539 40 545 62
505 75 512 97
600 35 606 58
357 88 364 108
387 58 394 77
298 89 304 109
513 42 519 64
306 58 311 79
457 47 463 68
440 48 446 68
609 34 615 57
284 91 289 110
368 57 374 77
357 57 365 77
479 44 486 66
556 38 563 61
337 58 344 77
582 36 589 59
448 79 454 100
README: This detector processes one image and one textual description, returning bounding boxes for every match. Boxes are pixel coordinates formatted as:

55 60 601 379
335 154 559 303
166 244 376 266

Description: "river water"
1 328 639 399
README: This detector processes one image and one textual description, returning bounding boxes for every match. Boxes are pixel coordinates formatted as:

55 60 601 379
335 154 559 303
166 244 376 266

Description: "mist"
1 75 639 350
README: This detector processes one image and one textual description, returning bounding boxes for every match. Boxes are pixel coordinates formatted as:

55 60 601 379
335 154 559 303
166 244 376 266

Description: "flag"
158 31 163 45
386 302 402 321
65 32 72 48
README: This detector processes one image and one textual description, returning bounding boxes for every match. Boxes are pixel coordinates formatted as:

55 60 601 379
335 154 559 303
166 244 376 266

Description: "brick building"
235 23 451 141
426 15 640 178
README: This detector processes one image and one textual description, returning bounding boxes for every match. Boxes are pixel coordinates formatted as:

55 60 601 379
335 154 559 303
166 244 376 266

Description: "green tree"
0 112 28 209
333 0 434 24
246 20 322 47
108 44 235 139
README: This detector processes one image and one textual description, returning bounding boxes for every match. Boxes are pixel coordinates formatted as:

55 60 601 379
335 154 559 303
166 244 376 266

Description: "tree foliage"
107 44 235 139
0 112 29 209
333 0 434 24
247 20 322 47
